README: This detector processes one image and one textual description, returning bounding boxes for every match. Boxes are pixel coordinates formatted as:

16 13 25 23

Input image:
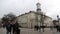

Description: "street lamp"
56 15 59 32
57 15 59 24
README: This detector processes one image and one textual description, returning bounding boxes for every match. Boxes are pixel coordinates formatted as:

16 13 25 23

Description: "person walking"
56 25 59 32
34 25 39 31
12 21 20 34
6 21 12 34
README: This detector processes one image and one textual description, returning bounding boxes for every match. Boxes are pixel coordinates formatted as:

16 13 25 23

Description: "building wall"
17 14 28 28
25 12 37 28
17 12 37 28
44 16 53 26
58 19 60 25
37 15 41 26
17 12 52 28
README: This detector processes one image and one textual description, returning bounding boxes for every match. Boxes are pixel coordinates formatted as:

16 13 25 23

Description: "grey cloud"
0 0 60 20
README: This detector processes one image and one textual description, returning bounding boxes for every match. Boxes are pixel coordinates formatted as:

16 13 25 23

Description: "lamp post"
57 15 59 24
57 15 59 32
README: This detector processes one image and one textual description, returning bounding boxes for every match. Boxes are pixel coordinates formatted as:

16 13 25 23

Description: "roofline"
17 11 35 17
17 11 52 19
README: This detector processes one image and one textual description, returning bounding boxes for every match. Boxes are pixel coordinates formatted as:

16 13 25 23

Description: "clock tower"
36 2 41 14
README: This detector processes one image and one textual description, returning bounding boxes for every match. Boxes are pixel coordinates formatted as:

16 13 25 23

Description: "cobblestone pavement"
0 28 60 34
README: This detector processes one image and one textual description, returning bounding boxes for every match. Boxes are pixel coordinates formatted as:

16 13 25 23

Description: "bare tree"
1 13 16 27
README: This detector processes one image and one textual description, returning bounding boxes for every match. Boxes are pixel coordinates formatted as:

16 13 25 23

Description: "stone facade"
17 11 36 28
44 16 53 26
17 2 52 28
53 19 60 26
17 11 52 28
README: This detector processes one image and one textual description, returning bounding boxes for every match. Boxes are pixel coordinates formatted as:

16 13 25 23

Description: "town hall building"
17 2 53 28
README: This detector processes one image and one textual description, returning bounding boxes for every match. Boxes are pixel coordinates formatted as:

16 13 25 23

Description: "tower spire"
36 0 41 14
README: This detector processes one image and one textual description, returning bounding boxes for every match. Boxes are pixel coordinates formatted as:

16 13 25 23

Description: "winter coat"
6 22 12 32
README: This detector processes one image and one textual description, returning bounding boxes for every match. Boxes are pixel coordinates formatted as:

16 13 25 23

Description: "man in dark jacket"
56 25 59 32
13 21 20 34
6 21 12 34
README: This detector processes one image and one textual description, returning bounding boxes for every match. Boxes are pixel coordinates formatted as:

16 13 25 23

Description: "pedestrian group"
5 19 20 34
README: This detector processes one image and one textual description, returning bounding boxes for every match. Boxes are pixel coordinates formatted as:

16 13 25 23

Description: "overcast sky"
0 0 60 20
